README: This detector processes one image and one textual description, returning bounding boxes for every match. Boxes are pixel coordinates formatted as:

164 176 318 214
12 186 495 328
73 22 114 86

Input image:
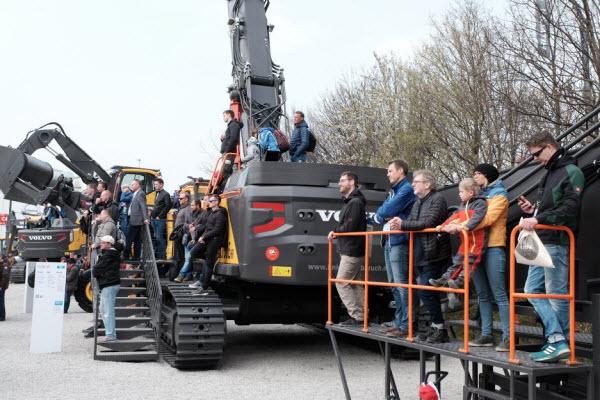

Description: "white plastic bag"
515 225 554 268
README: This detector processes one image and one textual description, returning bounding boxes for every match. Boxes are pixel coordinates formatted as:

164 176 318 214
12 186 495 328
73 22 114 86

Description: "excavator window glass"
119 173 155 195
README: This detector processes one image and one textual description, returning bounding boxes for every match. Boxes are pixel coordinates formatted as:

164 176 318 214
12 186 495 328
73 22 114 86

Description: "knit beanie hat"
474 163 499 183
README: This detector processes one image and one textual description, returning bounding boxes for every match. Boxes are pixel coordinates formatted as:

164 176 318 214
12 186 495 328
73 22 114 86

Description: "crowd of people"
330 130 584 364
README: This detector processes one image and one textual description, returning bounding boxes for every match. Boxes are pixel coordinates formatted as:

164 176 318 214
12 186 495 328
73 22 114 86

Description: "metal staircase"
92 225 162 362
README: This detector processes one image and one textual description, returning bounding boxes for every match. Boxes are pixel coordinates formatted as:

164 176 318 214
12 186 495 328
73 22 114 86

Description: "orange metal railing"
508 224 578 365
327 228 473 354
208 152 240 194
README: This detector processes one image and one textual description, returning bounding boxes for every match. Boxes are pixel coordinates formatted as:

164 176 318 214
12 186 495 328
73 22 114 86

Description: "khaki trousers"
335 255 365 321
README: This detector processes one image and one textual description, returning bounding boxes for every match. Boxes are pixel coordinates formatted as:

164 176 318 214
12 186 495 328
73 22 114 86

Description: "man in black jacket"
328 172 367 326
0 254 10 321
189 195 228 294
390 169 450 344
92 190 119 222
93 236 122 342
151 178 173 259
518 130 584 363
220 110 244 155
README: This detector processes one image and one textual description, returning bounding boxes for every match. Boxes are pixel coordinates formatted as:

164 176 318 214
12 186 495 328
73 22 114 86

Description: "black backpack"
306 129 317 152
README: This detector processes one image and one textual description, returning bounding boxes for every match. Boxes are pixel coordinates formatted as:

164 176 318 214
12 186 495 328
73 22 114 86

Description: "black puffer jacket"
402 190 450 263
334 188 367 257
92 248 121 289
201 207 228 244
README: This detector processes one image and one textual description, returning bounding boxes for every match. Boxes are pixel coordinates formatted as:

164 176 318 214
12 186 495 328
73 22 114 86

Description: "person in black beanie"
473 163 500 184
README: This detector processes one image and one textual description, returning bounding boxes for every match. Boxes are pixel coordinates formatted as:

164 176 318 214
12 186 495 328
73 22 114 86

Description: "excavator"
0 123 164 312
2 3 600 385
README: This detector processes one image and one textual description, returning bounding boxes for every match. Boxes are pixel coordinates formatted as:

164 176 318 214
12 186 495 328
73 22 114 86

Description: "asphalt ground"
1 283 465 399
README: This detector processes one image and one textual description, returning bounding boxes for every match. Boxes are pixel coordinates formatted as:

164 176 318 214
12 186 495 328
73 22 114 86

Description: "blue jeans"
100 284 120 340
417 262 444 325
524 244 570 343
64 290 74 313
290 152 306 162
471 247 510 340
178 242 195 280
119 212 128 236
385 243 414 330
0 289 5 318
151 219 167 259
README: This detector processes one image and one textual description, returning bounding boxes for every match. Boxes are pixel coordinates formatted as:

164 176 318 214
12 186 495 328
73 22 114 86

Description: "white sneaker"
188 281 202 289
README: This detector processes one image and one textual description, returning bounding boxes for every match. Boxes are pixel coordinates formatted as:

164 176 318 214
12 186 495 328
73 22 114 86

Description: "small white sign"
30 262 66 353
24 262 36 313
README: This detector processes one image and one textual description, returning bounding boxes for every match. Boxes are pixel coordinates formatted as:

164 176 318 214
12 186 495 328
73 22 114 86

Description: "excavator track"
159 283 226 369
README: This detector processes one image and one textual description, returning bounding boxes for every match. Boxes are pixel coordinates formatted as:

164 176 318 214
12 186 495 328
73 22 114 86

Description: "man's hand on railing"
328 231 335 241
520 217 538 231
389 216 402 230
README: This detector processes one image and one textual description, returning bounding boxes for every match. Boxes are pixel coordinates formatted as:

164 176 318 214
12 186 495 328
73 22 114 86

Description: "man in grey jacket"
92 210 117 249
124 179 149 261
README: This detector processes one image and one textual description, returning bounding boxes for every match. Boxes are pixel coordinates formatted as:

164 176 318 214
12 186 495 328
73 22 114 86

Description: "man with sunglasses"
518 130 584 363
189 195 228 294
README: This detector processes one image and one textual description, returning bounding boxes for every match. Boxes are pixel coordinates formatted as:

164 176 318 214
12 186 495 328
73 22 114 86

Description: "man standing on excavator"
290 111 310 162
220 110 243 155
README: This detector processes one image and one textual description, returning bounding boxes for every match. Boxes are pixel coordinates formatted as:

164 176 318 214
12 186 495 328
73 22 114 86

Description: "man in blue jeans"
374 159 416 338
390 170 451 344
519 130 584 363
151 178 173 259
93 236 122 342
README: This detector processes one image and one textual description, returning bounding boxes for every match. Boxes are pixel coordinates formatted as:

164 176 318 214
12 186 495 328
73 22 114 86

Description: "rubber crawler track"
160 284 226 369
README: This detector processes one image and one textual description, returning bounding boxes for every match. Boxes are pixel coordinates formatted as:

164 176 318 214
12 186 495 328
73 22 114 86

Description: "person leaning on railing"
389 169 451 345
518 130 584 363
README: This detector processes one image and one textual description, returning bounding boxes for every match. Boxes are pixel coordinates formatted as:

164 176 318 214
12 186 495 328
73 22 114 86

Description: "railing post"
509 226 521 364
362 233 370 333
566 228 577 365
458 230 469 354
406 232 415 342
327 237 333 325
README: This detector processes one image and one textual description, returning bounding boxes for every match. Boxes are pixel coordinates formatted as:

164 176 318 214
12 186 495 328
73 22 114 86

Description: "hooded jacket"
402 190 450 264
374 177 416 246
334 188 367 257
533 148 584 246
65 264 79 293
201 207 229 244
475 180 509 248
92 247 121 289
441 193 488 276
290 120 309 156
241 136 261 163
221 119 244 154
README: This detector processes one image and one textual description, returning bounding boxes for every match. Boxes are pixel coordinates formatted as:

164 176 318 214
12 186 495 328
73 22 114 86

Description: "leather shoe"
380 325 399 333
386 328 409 338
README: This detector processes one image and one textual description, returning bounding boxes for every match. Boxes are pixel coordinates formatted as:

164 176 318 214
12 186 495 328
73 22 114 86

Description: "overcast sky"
0 1 508 195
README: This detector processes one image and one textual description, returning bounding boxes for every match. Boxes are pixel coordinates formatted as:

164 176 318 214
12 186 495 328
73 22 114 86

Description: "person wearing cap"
92 235 122 342
64 258 79 313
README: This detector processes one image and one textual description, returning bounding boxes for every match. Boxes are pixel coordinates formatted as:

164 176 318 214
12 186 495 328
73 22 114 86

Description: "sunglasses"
530 146 545 158
209 199 217 203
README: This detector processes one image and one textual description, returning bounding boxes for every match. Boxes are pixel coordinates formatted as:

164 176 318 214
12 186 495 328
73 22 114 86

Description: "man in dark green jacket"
518 130 584 363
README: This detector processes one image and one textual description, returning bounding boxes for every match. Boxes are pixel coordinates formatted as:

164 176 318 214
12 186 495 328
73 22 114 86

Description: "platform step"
120 278 146 286
115 306 149 317
95 350 158 362
98 327 153 340
120 269 143 277
97 338 156 352
117 287 146 296
97 316 151 328
115 296 148 306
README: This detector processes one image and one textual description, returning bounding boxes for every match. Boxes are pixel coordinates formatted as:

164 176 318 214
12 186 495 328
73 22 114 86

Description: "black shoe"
339 317 364 327
417 327 436 342
426 328 450 344
0 316 5 321
469 335 494 347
